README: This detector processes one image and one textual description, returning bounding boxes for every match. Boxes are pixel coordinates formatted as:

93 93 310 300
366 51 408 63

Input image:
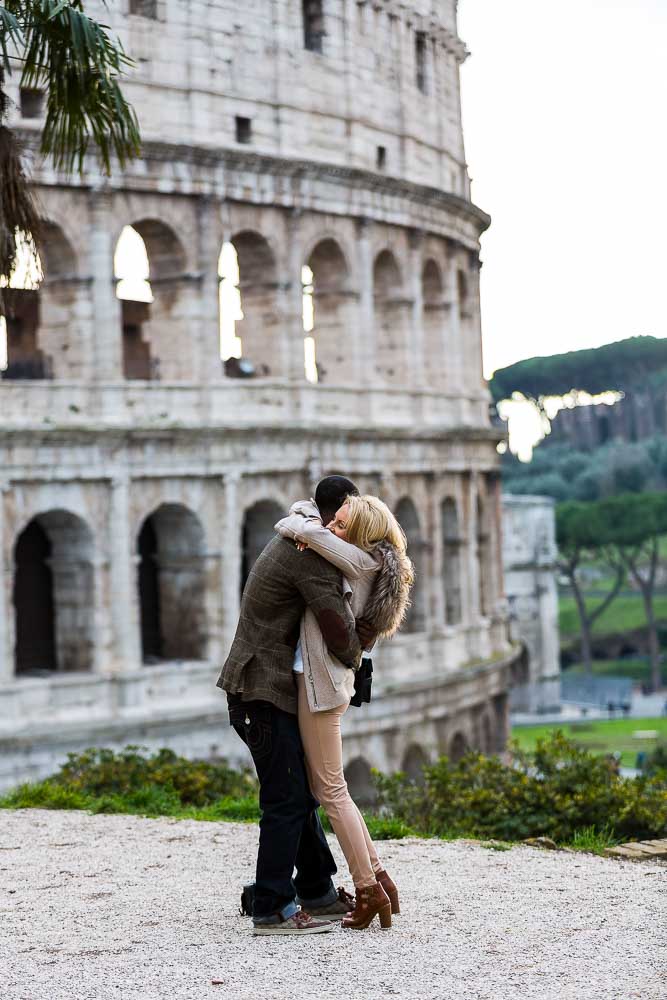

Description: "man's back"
217 536 361 714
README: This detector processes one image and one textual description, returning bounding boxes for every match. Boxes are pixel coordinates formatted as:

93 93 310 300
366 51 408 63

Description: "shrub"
50 746 256 807
373 732 667 844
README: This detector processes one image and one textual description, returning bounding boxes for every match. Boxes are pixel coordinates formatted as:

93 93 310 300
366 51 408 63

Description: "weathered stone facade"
0 0 521 791
502 495 561 714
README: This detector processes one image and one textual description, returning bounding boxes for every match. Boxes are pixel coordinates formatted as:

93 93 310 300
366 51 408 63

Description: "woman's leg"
297 676 376 890
352 802 383 874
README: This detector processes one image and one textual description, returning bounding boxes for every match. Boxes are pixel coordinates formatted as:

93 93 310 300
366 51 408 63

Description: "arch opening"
344 757 377 809
220 231 279 377
395 497 426 633
13 510 95 676
241 500 285 592
449 731 468 763
1 224 80 381
373 249 410 386
137 504 208 663
304 238 352 384
116 220 188 381
402 743 429 784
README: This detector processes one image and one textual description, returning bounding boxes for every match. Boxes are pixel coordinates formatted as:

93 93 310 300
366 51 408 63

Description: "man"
218 475 369 936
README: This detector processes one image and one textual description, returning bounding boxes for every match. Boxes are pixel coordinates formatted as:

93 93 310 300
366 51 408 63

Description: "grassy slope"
512 717 667 768
559 593 667 636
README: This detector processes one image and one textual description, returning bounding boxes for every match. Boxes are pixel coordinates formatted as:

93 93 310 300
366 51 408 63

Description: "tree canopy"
490 336 667 404
1 1 140 291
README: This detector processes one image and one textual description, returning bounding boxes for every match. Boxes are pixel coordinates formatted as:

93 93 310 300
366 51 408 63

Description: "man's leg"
230 699 336 920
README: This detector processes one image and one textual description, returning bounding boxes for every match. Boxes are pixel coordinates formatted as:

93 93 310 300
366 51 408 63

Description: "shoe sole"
252 923 335 936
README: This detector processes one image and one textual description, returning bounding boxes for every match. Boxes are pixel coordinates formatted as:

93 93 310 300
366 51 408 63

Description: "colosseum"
0 0 523 794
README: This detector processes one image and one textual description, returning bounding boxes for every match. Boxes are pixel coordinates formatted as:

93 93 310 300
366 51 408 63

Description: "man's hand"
355 617 378 650
295 541 309 552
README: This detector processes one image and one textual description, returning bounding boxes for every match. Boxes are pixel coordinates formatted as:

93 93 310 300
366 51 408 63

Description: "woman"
275 494 414 930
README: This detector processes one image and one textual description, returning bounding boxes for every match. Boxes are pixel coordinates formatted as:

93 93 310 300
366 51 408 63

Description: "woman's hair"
344 495 407 555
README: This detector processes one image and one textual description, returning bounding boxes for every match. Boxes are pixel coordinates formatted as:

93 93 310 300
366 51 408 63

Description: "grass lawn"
511 717 667 769
559 593 667 636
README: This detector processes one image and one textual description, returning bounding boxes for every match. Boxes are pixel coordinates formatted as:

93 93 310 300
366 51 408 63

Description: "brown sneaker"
252 910 335 936
303 886 356 921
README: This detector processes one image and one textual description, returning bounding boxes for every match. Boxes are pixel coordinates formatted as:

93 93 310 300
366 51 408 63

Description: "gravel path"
1 809 665 1000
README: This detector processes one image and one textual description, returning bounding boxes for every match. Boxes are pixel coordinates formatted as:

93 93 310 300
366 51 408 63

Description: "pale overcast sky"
457 0 667 379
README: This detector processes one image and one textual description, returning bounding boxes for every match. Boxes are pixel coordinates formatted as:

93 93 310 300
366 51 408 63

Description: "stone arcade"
0 0 523 792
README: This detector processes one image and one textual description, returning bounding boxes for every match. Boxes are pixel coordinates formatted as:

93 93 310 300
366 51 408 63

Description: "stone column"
0 481 11 684
468 472 481 620
408 230 426 388
446 246 462 396
109 475 141 672
197 196 223 385
468 258 486 398
284 210 307 382
356 218 376 386
430 488 446 630
221 471 242 654
89 192 122 381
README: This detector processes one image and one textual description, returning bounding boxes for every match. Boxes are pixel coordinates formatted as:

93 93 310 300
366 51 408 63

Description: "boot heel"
379 903 392 929
388 889 400 915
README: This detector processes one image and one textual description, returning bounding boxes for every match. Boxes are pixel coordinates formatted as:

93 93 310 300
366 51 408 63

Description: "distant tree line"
490 336 667 407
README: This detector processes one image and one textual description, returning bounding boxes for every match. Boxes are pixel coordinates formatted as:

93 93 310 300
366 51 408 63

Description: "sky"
457 0 667 380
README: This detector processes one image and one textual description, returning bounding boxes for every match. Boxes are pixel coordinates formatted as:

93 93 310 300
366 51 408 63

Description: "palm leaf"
4 1 141 171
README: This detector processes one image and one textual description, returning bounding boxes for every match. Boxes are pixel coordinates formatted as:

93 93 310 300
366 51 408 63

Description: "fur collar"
363 540 414 639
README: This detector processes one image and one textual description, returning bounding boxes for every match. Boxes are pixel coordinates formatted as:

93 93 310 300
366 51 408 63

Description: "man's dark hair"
315 475 359 523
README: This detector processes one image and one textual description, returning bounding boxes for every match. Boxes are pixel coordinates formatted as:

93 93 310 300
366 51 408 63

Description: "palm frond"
0 6 23 74
4 1 141 171
0 123 42 306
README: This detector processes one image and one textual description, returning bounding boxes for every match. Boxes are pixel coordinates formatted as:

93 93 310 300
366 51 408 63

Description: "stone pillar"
109 475 141 672
285 209 307 382
408 230 426 388
446 246 462 396
468 258 486 399
89 192 122 381
197 196 223 385
466 472 480 622
221 471 242 654
356 218 376 386
430 488 446 630
0 481 11 684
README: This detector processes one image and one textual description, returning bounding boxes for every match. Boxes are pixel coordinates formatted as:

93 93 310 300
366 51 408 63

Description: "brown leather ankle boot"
342 882 391 930
375 869 400 915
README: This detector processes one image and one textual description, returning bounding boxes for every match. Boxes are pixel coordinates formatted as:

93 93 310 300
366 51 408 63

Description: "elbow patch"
316 609 351 649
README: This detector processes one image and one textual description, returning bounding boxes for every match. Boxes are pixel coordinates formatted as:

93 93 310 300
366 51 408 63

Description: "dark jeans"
228 696 337 919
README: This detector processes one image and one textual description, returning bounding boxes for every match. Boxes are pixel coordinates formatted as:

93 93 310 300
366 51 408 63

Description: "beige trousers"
296 673 381 890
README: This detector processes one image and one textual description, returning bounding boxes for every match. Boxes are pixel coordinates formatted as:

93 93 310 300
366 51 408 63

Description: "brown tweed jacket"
216 536 362 714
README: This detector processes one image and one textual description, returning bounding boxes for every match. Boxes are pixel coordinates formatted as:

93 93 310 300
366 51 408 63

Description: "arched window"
303 0 324 53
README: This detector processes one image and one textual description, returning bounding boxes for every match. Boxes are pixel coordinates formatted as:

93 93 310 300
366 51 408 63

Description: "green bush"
373 732 667 844
50 746 256 807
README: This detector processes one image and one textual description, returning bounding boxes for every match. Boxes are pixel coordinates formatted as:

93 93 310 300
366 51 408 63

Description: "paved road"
1 809 665 1000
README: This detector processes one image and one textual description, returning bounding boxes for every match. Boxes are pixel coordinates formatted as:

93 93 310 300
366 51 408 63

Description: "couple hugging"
217 476 414 936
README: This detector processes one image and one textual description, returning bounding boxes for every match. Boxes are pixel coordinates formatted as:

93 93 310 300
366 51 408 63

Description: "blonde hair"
343 494 403 552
